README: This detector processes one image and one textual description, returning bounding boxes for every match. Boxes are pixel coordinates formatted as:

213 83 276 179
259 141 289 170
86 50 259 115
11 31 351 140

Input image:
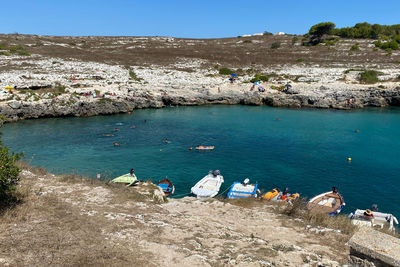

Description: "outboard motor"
213 170 220 176
372 204 378 212
332 187 338 194
283 187 289 195
243 178 250 185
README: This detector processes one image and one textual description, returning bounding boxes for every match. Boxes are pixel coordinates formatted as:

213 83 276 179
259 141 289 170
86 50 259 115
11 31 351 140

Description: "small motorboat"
191 170 224 198
261 187 299 202
195 146 215 150
307 187 345 216
156 178 175 197
227 178 258 199
349 206 399 231
111 173 138 186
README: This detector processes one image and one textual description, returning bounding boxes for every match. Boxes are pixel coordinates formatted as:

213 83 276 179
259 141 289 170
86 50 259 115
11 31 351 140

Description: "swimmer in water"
131 124 135 129
103 133 114 137
163 138 170 143
113 142 120 146
114 128 119 132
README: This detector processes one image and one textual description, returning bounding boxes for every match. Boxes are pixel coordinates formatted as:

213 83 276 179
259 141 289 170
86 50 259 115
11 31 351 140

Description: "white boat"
307 187 345 216
227 178 258 199
191 170 224 198
349 209 399 231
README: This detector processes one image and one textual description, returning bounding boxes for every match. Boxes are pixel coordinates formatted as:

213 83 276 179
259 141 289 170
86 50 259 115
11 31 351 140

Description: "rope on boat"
215 185 231 198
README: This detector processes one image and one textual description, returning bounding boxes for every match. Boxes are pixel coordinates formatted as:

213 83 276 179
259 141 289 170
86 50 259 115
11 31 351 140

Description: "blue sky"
1 0 399 38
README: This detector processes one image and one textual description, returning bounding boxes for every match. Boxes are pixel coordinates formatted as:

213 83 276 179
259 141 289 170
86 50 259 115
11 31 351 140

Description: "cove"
2 105 400 216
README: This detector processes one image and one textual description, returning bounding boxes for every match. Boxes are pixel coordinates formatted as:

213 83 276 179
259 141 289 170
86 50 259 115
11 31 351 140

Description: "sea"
2 105 400 216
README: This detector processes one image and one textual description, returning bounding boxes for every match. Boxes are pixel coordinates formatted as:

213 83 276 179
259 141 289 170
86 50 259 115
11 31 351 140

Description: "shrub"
359 70 380 84
270 42 281 49
350 44 360 51
296 58 303 62
0 135 22 204
129 70 143 81
263 31 272 36
374 40 399 50
250 74 269 83
218 67 234 75
54 82 66 94
291 36 298 45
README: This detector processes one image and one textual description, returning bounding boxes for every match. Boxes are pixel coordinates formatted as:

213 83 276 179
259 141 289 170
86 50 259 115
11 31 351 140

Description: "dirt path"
0 169 349 266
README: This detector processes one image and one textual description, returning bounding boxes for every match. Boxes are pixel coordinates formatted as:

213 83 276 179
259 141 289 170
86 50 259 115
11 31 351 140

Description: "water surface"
2 105 400 216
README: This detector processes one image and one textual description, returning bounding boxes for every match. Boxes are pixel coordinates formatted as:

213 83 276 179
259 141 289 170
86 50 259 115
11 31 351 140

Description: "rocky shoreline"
1 34 400 122
1 84 400 122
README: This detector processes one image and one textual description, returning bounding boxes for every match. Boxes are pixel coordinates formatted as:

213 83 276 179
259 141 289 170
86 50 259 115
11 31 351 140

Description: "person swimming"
113 142 120 146
163 138 170 143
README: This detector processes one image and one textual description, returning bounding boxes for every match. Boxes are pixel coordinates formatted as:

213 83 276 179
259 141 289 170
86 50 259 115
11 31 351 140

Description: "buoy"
347 157 352 161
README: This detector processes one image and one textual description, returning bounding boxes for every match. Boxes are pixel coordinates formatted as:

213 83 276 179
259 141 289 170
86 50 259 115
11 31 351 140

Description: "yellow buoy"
347 157 352 161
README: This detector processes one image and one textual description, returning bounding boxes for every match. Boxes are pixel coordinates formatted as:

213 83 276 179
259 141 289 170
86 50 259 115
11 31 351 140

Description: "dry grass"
0 165 159 266
1 34 397 71
17 160 48 175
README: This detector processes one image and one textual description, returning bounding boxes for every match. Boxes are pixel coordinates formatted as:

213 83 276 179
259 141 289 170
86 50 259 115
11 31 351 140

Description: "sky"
0 0 399 38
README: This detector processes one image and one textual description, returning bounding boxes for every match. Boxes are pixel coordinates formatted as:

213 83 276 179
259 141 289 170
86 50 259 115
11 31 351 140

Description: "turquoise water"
2 105 400 216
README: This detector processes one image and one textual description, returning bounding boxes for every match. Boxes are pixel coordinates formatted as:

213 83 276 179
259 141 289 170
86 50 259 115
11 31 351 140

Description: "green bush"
296 58 303 62
250 74 269 83
308 22 335 45
219 68 234 75
270 42 281 49
291 36 298 45
359 70 380 84
374 40 399 50
0 134 22 203
350 44 360 51
129 70 143 81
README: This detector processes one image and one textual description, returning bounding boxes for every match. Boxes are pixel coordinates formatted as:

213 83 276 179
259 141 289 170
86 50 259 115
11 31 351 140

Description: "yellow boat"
261 188 299 202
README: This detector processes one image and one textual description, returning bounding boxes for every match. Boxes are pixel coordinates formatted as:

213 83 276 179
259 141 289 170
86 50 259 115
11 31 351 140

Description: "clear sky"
1 0 399 38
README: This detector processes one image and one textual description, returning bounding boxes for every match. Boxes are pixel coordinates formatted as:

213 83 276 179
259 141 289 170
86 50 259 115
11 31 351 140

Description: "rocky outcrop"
1 86 400 122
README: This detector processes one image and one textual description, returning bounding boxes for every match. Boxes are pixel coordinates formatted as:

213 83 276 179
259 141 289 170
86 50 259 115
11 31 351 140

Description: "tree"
308 22 336 45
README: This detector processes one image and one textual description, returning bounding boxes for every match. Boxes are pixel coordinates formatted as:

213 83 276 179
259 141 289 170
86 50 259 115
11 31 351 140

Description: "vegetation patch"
129 70 143 82
359 70 381 84
350 44 360 51
218 67 234 75
270 42 281 49
250 73 270 83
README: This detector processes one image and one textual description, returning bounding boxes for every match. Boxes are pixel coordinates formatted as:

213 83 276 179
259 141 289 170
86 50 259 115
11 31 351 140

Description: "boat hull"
156 179 175 197
191 174 224 198
307 191 345 216
227 182 258 199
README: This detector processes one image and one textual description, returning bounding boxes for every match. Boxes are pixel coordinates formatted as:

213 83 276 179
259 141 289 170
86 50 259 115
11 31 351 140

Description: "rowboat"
195 146 215 150
156 178 175 197
111 173 138 186
307 187 345 216
227 179 258 199
191 170 224 198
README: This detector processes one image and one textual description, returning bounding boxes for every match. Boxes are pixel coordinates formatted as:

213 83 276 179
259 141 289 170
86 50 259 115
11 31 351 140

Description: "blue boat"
156 178 175 197
227 179 258 199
